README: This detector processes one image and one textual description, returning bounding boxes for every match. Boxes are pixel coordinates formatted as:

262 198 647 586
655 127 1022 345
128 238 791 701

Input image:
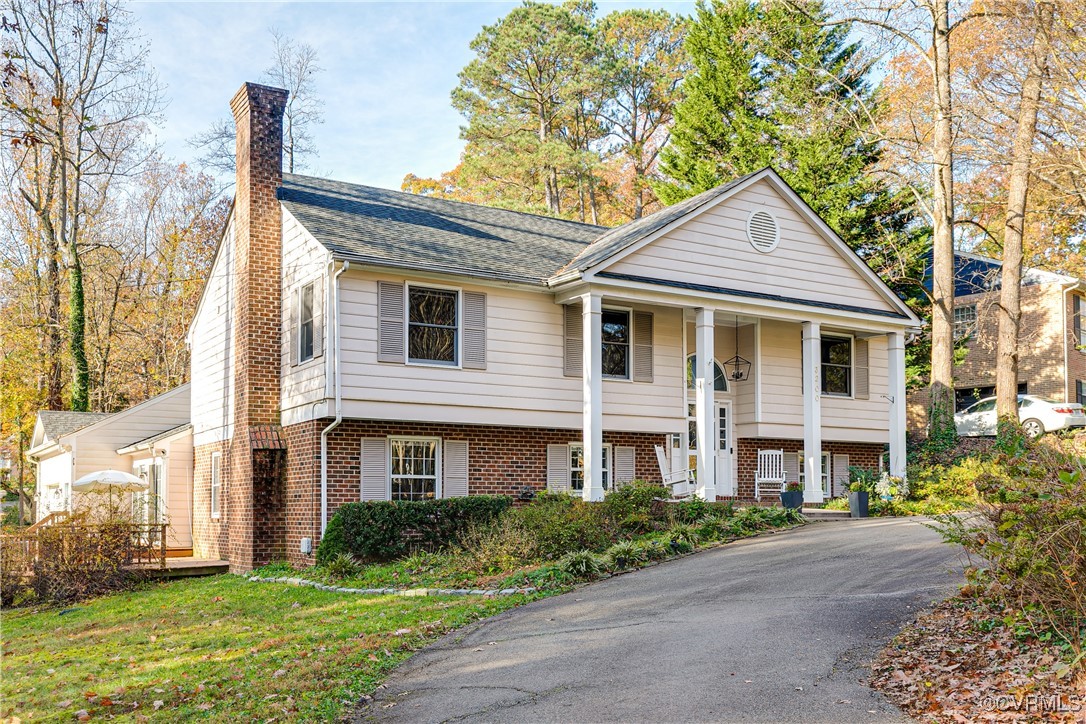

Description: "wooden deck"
143 557 230 578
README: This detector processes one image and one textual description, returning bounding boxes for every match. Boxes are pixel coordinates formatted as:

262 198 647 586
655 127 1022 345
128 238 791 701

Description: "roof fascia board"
573 169 772 280
556 278 918 333
68 384 191 440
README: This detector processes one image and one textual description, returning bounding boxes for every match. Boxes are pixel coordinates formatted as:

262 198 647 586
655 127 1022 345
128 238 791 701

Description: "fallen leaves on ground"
871 595 1085 722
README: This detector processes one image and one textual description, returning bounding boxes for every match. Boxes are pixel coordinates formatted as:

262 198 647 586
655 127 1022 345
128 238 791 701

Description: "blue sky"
131 1 696 190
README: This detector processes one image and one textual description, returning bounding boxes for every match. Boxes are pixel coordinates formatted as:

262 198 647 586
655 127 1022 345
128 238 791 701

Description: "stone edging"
247 576 536 597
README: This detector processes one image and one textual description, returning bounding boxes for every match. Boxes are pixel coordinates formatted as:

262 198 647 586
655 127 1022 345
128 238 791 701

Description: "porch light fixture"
722 315 751 382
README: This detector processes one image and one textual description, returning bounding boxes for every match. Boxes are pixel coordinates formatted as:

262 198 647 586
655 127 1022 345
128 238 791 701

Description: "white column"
801 321 823 504
582 292 605 502
695 308 716 501
888 331 907 480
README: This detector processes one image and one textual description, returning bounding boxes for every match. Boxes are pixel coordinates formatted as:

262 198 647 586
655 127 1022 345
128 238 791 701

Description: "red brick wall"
280 419 667 566
225 83 290 573
192 440 228 560
731 437 884 501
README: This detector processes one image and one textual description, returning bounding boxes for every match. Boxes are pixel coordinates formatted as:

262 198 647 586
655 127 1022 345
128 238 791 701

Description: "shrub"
456 516 539 575
556 550 604 580
2 522 151 606
604 540 645 571
668 497 714 524
931 437 1086 669
511 495 612 559
601 481 669 533
316 496 512 563
638 539 669 561
667 522 700 546
322 552 360 579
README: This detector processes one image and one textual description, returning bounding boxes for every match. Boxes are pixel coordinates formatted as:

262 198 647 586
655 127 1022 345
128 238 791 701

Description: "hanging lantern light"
722 315 751 382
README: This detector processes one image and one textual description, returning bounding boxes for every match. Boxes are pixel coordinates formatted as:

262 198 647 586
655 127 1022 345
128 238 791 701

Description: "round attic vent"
747 210 779 253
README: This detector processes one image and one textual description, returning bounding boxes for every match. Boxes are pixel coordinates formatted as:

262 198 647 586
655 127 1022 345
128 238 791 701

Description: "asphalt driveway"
358 517 962 723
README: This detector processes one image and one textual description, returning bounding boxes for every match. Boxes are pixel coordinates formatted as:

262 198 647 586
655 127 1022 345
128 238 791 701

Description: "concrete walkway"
358 517 962 723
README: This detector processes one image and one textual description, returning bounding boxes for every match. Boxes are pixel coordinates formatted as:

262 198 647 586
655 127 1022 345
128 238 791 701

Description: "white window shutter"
615 446 636 484
832 454 849 497
288 287 299 367
563 303 582 378
632 311 654 383
462 292 487 370
377 281 405 363
547 444 571 492
313 276 325 359
854 339 869 399
444 441 469 497
361 438 389 501
783 453 800 484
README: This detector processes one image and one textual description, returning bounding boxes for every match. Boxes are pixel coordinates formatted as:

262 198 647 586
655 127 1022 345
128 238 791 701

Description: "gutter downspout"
320 260 350 536
1063 282 1081 403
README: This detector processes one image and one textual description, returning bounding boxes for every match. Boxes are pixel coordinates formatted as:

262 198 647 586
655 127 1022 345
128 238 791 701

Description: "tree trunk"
996 2 1052 424
928 0 958 439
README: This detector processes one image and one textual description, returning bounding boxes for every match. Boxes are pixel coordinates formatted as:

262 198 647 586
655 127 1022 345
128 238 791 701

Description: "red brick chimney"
227 82 289 572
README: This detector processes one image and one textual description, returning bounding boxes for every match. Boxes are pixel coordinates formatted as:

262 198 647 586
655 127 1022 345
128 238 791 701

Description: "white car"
954 395 1086 438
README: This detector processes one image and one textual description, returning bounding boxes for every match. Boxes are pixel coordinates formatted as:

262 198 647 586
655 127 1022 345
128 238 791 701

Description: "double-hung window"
210 452 222 519
602 309 630 379
389 437 440 500
298 282 316 362
570 444 612 491
820 336 852 396
408 286 459 365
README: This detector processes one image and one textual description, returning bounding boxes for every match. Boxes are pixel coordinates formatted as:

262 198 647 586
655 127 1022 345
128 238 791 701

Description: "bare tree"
1 0 163 411
995 2 1054 426
189 27 323 177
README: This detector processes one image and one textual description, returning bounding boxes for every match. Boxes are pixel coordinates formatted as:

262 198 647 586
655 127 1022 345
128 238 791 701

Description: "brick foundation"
731 438 884 501
280 419 666 566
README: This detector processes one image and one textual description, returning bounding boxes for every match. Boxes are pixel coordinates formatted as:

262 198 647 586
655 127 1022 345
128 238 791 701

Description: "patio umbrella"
71 469 147 493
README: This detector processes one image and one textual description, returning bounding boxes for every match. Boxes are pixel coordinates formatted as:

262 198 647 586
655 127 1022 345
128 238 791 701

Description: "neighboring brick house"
39 82 921 572
907 252 1086 434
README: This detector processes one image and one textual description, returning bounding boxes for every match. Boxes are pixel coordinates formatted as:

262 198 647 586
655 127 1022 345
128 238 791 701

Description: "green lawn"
1 575 531 721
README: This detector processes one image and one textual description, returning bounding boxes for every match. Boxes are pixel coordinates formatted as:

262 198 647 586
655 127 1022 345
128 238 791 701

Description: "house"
32 82 920 572
26 385 193 551
906 251 1085 432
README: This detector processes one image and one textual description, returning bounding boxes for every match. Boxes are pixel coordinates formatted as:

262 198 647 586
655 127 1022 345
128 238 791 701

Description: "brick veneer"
280 419 667 566
225 82 290 573
907 283 1083 435
730 437 884 501
192 440 228 560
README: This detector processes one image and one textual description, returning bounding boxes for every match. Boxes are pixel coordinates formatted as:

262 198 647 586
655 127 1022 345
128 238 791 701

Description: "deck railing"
1 522 168 575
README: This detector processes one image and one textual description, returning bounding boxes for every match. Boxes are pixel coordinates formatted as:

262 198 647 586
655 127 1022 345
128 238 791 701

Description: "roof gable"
279 174 603 284
570 169 916 322
34 411 113 447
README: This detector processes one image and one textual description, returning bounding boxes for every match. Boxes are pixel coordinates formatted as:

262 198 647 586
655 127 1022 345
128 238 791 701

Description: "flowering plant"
875 472 908 501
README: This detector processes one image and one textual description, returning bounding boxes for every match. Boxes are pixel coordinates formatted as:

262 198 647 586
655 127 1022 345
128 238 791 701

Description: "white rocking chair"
755 449 785 500
654 445 696 499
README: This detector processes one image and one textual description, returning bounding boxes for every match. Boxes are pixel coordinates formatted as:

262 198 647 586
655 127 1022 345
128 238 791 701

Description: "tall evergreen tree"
656 0 911 260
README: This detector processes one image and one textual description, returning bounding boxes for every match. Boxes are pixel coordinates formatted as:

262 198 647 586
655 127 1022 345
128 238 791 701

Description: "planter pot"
780 490 804 510
848 491 869 518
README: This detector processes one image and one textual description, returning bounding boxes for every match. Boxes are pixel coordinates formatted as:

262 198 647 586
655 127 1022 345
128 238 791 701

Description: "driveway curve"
358 517 962 723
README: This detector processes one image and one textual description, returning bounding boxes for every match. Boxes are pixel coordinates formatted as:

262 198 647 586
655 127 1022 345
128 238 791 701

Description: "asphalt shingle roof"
279 174 605 284
38 411 112 441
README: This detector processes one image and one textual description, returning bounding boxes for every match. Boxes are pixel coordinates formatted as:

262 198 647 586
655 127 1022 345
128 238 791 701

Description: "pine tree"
656 0 911 260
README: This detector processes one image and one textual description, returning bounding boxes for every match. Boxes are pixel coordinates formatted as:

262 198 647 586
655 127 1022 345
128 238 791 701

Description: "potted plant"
847 481 869 518
780 481 803 510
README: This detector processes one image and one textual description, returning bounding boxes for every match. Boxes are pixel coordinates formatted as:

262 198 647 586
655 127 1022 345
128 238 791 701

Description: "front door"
716 401 735 496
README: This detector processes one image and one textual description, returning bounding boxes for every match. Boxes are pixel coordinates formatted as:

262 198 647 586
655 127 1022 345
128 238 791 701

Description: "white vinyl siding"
605 178 897 314
337 270 684 433
280 208 328 425
190 217 234 446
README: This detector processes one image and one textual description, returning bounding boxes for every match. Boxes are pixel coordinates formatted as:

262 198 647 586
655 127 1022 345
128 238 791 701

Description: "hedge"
315 496 512 564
